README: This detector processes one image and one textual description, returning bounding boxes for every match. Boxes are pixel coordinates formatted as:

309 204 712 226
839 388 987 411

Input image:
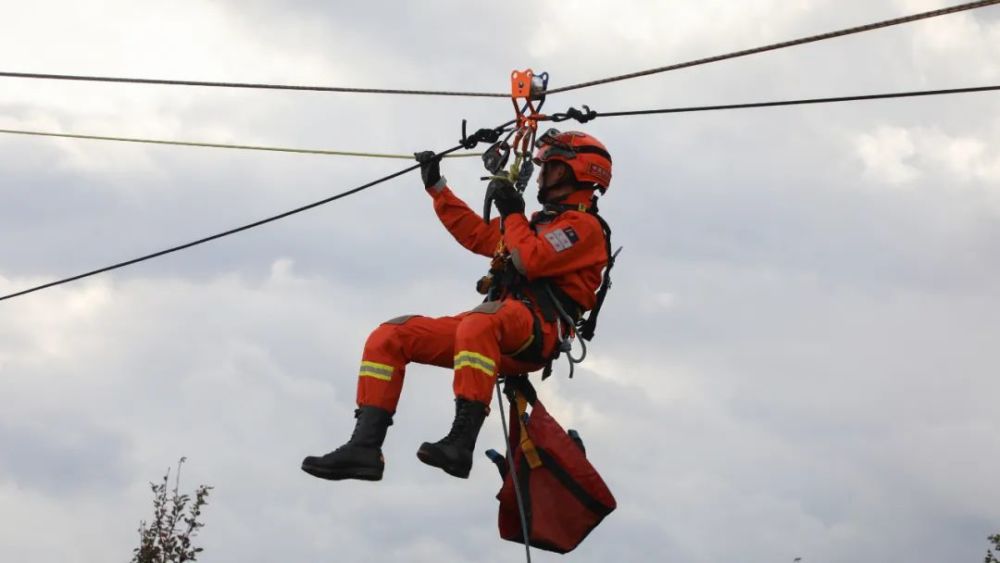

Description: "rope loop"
548 105 598 124
460 119 505 149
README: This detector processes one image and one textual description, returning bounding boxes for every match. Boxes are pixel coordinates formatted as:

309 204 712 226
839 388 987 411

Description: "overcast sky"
2 1 999 562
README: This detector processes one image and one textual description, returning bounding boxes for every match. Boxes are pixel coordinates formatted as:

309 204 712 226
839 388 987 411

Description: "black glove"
487 177 525 218
414 151 443 189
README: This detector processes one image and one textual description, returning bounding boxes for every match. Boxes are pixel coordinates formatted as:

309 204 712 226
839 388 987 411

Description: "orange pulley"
509 69 549 155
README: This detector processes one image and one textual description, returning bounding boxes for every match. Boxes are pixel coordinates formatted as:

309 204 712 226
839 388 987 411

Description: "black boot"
416 398 489 479
301 406 393 481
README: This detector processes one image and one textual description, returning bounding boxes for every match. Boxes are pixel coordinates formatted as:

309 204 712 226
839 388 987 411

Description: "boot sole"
301 461 383 482
416 444 471 479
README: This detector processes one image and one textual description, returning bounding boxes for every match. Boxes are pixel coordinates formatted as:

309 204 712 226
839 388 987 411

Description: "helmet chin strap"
536 178 577 204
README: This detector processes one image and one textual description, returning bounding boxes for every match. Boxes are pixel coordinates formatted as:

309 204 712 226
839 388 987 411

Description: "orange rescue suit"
356 184 608 412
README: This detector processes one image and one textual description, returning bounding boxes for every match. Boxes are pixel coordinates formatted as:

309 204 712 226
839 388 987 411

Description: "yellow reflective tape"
516 395 542 469
454 351 497 376
359 361 394 381
453 351 496 369
454 360 495 377
359 370 392 382
508 334 534 356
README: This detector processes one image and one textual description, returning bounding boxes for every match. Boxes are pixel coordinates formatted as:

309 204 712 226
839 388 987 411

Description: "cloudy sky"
2 0 999 561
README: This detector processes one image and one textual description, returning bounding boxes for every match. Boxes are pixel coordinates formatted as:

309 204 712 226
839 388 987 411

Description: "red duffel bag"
487 377 617 554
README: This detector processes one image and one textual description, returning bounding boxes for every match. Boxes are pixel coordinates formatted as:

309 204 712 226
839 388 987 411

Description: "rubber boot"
416 397 489 479
301 406 393 481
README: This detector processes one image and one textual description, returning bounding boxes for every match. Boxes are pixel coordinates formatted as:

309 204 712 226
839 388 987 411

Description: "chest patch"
544 227 579 252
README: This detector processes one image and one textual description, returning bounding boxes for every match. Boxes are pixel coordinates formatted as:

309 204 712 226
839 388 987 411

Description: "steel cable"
0 128 482 159
0 71 507 98
4 2 997 101
546 0 1000 95
543 85 1000 122
0 119 516 302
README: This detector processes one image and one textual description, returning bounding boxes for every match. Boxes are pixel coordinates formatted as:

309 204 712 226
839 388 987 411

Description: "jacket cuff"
426 176 448 195
502 212 528 229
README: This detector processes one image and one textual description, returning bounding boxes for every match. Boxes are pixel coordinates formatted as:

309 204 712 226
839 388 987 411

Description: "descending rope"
0 128 482 159
546 0 1000 95
543 84 1000 122
0 120 514 302
0 71 507 98
494 379 533 563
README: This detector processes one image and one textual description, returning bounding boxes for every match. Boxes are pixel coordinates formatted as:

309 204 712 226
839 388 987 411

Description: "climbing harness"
472 70 624 380
476 70 622 560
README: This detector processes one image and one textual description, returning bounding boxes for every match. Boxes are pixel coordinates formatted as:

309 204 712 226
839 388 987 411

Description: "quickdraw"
480 69 550 205
509 69 549 158
476 69 552 294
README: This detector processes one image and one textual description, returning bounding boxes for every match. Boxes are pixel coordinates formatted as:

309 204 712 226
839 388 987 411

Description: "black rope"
3 3 996 104
0 71 508 98
546 0 1000 95
494 378 533 563
545 85 1000 122
0 120 515 302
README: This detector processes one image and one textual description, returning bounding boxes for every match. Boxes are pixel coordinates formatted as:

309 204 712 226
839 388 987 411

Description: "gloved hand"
414 151 443 190
487 177 525 218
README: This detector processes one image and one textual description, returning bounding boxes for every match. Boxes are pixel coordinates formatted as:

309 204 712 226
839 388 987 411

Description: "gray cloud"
2 1 1000 562
0 418 129 495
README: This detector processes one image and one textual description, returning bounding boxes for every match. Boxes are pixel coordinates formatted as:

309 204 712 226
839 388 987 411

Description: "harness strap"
535 198 617 342
510 310 545 364
578 209 615 341
487 198 618 376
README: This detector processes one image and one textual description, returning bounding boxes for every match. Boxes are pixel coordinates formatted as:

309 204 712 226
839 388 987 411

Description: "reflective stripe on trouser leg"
356 315 460 412
453 301 535 404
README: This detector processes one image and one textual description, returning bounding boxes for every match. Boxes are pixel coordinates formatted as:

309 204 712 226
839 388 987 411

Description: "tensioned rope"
1 83 997 302
0 120 514 302
0 128 482 159
2 2 998 302
0 71 507 98
3 1 997 99
2 85 995 158
545 0 1000 95
542 85 1000 122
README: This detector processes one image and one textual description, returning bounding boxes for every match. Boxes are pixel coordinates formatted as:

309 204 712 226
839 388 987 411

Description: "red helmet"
533 129 612 192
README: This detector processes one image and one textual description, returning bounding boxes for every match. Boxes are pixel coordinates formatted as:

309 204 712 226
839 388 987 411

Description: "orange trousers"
356 299 555 412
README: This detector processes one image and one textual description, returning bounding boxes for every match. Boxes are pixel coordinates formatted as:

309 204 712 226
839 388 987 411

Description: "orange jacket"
428 185 607 311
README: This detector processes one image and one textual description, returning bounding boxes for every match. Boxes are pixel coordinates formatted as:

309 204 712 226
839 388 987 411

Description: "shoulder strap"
530 198 618 342
578 199 618 342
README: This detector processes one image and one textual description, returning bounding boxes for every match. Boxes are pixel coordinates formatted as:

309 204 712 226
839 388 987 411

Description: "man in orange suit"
302 129 613 481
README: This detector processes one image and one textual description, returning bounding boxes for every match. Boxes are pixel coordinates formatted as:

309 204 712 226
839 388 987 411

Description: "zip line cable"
2 85 995 157
545 0 1000 95
1 83 996 301
0 71 507 98
0 128 482 159
543 85 1000 122
3 1 997 100
0 121 515 303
